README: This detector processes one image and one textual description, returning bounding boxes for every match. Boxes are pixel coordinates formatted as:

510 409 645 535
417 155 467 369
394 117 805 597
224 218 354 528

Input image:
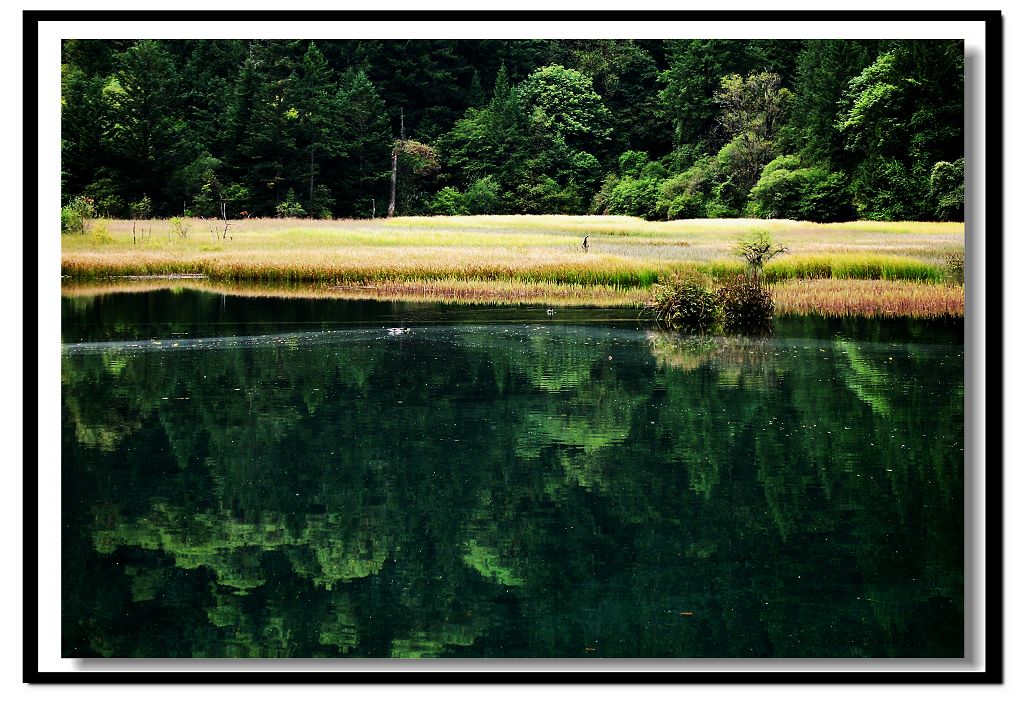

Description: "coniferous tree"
106 40 186 212
336 69 392 218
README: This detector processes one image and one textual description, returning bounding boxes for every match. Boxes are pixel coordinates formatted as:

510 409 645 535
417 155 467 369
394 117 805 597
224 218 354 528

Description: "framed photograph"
27 9 1002 683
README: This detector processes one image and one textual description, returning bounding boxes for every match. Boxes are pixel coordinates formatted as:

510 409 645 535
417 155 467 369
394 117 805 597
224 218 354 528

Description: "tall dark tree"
335 69 392 218
106 40 189 212
790 39 880 169
294 42 344 211
61 65 109 201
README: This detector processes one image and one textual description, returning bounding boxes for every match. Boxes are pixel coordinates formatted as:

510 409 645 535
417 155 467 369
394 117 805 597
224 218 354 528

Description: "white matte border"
35 14 989 677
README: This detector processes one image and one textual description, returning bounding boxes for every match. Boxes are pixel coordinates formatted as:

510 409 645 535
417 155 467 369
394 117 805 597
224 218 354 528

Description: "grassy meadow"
61 215 965 317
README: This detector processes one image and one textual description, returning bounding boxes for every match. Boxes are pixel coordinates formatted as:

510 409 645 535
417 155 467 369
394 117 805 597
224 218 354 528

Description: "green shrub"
800 170 855 222
428 186 469 215
83 178 126 218
850 156 925 221
464 176 502 214
658 158 715 219
169 216 191 239
605 176 662 220
735 230 787 272
665 193 705 219
89 220 113 244
130 195 153 221
61 195 95 234
748 155 854 222
275 189 306 218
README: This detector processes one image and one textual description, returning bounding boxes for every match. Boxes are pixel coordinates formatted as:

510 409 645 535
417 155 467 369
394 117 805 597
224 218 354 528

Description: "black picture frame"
25 8 1003 684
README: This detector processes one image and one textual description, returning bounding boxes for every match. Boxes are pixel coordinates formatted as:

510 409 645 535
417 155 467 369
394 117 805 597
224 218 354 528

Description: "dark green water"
61 289 964 658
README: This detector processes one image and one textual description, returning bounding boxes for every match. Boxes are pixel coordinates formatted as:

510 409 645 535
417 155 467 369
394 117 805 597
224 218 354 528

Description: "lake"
61 289 964 658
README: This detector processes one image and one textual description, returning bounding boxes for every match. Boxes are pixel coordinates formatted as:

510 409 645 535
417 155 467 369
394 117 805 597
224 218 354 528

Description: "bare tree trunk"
387 108 405 219
309 146 315 202
387 147 397 218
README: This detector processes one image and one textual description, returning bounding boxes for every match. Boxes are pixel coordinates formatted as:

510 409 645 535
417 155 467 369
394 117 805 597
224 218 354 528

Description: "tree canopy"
60 38 964 222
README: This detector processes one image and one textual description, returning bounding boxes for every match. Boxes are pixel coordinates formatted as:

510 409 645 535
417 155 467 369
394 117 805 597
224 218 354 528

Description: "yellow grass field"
61 215 965 317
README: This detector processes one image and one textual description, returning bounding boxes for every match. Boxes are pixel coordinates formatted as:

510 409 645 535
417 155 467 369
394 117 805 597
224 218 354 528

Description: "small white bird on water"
546 308 555 316
387 327 410 336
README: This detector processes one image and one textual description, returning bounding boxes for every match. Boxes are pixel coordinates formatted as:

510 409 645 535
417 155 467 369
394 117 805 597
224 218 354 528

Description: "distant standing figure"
582 236 589 252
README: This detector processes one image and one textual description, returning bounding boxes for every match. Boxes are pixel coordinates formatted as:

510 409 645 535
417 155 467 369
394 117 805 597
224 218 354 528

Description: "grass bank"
61 215 964 317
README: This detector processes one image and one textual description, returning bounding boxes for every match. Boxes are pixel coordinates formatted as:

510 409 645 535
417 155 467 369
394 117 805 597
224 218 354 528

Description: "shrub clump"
61 195 95 234
647 273 775 336
717 274 775 334
646 275 721 333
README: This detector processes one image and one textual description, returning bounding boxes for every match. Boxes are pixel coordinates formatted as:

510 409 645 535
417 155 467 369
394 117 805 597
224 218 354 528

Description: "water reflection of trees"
62 321 963 658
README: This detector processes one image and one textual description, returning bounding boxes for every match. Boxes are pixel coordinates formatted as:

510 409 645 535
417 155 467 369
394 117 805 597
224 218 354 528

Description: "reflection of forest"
62 319 964 658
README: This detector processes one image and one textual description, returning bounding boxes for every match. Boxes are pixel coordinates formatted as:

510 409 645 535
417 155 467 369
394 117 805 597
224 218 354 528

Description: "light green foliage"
275 188 307 218
61 195 95 234
462 539 525 587
930 158 964 222
168 216 191 238
748 155 853 221
658 158 716 219
836 52 909 154
428 186 469 216
130 195 152 219
597 151 664 219
518 65 612 147
836 44 963 220
735 230 787 271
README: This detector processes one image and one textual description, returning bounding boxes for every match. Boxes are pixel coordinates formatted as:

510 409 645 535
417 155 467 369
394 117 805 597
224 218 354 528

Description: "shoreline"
60 277 965 319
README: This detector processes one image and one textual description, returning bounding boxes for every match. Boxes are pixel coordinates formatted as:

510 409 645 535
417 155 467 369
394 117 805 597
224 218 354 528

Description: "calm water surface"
61 290 964 658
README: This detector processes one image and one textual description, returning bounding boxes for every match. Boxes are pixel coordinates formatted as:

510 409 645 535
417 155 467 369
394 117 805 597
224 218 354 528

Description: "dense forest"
60 38 964 223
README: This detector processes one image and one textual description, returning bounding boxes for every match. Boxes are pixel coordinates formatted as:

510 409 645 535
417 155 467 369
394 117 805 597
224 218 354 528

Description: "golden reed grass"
61 216 964 317
63 278 963 318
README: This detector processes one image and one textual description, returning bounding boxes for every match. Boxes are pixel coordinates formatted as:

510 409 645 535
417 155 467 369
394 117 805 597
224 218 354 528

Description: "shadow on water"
61 289 964 658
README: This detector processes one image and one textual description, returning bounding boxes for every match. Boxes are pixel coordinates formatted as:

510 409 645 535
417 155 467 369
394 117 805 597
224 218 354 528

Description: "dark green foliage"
58 38 963 222
559 40 669 155
790 40 879 169
836 42 963 221
106 40 187 213
596 151 665 218
658 158 717 219
335 68 392 218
